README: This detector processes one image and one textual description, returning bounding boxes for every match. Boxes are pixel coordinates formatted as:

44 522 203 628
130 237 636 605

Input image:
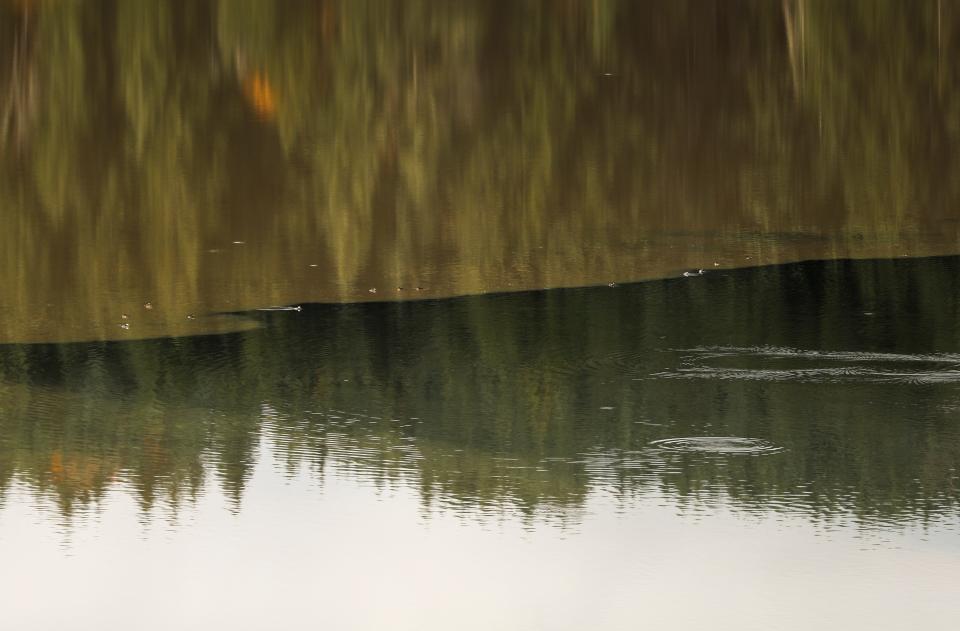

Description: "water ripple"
656 346 960 383
650 437 784 455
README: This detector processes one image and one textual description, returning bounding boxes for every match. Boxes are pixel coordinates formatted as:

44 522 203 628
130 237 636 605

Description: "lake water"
1 2 959 629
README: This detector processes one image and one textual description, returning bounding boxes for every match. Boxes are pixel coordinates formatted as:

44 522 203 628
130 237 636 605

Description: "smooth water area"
2 1 960 629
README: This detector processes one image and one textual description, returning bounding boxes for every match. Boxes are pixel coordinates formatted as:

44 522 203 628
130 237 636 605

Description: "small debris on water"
120 314 129 320
600 406 615 410
368 288 377 294
608 282 618 287
119 323 130 330
143 302 153 310
232 241 245 245
186 314 196 320
682 269 705 277
256 305 302 312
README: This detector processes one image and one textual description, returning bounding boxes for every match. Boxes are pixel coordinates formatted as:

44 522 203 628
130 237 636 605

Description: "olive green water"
2 1 960 629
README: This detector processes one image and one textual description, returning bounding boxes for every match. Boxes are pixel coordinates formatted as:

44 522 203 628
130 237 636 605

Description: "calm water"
2 1 960 629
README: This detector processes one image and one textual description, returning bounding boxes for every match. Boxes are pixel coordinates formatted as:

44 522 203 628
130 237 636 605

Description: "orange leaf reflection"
243 71 277 120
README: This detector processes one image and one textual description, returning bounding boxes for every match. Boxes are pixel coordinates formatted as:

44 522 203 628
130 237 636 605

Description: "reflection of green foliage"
1 257 959 525
2 2 960 343
30 1 86 224
748 0 960 234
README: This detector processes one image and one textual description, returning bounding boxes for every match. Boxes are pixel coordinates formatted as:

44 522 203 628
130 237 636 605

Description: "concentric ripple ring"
650 436 784 455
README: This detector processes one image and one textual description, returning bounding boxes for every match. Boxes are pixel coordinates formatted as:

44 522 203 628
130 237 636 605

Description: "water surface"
2 257 960 629
2 2 960 629
2 0 960 341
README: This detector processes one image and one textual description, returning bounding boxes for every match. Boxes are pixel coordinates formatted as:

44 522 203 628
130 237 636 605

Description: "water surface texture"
2 2 960 630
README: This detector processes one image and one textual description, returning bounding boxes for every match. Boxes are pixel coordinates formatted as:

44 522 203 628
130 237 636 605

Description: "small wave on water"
541 349 649 378
649 436 784 455
686 347 960 364
655 346 960 384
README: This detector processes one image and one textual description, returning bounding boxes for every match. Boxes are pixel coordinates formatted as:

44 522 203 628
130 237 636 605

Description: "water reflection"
3 4 960 624
3 1 960 341
1 257 958 529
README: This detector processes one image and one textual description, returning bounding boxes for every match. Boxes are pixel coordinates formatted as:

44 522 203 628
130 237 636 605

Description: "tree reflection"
1 1 960 341
1 256 958 526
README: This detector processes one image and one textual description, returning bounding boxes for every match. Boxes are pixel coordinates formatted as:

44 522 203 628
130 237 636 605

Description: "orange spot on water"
243 71 277 120
49 450 63 476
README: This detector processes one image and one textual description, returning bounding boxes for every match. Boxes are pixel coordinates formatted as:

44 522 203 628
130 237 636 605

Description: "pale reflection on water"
2 441 959 631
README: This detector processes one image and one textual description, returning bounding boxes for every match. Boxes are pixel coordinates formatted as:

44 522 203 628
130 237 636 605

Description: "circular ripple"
650 436 784 455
